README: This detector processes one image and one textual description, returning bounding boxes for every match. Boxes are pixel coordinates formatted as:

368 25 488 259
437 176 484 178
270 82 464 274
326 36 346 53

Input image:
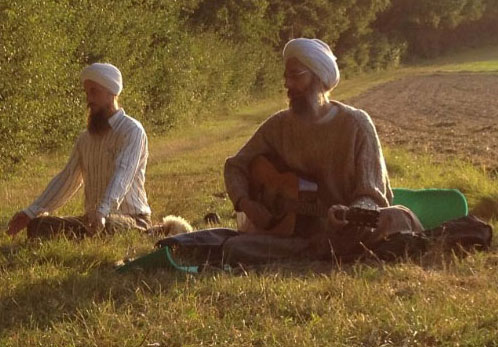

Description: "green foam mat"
116 246 199 274
392 188 468 229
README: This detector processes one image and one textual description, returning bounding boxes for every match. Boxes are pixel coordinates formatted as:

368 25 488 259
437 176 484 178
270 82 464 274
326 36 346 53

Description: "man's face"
84 80 115 135
284 58 313 99
285 58 324 117
83 79 114 114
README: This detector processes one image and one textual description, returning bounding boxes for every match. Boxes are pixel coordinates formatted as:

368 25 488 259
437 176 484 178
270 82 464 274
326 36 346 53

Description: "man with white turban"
223 38 423 264
7 63 152 238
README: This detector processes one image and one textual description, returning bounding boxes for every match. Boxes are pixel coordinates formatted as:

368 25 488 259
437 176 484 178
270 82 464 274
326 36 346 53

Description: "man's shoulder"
334 101 373 126
334 101 368 117
260 109 289 126
118 111 147 135
76 130 90 144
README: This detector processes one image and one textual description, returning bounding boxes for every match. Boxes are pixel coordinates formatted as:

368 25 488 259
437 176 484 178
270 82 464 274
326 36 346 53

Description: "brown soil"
347 73 498 172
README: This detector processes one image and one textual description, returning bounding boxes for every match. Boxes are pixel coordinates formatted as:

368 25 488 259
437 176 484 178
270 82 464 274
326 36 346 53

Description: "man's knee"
380 206 423 232
26 216 86 239
27 216 58 238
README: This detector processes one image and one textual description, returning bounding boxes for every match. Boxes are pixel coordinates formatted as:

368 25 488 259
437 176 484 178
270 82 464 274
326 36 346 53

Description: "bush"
0 0 279 177
1 0 497 177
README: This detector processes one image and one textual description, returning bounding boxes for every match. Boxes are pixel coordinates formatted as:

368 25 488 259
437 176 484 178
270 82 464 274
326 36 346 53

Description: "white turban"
283 38 340 91
80 63 123 96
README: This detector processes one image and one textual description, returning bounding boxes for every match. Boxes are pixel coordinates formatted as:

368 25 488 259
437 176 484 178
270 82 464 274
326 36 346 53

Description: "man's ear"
113 94 119 106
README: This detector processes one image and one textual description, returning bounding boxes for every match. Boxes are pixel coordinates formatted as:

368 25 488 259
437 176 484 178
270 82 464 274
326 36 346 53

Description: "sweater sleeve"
224 113 281 210
350 110 393 208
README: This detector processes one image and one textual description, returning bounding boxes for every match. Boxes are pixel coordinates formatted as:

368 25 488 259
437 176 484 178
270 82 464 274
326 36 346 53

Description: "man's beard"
87 106 112 136
288 81 323 119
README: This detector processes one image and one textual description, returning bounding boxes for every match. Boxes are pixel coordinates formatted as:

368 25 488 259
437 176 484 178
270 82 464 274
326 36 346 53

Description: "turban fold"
283 38 340 91
81 63 123 95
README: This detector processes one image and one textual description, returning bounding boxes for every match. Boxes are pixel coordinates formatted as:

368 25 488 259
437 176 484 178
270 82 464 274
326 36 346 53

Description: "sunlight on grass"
427 45 498 72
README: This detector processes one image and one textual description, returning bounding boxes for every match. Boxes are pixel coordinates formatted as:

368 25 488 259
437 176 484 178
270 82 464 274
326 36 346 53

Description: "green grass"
1 46 498 346
424 45 498 72
335 45 498 100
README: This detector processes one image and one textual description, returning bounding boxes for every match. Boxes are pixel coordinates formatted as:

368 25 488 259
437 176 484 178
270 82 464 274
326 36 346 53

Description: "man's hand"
7 211 31 237
87 211 106 235
239 197 273 230
327 204 349 229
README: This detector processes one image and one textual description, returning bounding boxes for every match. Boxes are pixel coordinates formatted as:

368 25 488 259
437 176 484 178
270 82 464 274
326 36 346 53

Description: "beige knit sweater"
224 101 393 216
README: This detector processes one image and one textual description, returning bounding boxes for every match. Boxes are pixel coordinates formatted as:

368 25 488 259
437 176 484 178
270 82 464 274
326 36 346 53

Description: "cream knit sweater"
224 101 393 217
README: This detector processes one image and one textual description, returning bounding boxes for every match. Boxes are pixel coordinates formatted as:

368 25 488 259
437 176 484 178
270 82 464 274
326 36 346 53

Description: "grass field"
0 46 497 346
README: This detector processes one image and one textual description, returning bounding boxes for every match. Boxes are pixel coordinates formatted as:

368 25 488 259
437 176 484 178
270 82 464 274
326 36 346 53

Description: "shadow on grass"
0 244 24 269
0 242 184 335
1 232 494 336
226 240 496 279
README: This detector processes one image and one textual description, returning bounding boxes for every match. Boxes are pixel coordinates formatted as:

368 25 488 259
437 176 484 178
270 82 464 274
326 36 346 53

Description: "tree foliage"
375 0 489 57
1 0 497 176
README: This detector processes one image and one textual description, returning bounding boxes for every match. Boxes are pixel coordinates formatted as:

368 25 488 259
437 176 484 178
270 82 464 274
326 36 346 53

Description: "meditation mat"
116 228 238 274
116 246 200 274
392 188 468 230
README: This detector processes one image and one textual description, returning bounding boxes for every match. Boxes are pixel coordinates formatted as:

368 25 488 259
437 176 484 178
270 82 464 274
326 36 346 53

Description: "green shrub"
0 0 280 177
1 0 497 177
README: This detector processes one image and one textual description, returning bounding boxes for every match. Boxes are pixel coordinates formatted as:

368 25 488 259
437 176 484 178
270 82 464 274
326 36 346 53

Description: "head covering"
283 38 340 91
80 63 123 96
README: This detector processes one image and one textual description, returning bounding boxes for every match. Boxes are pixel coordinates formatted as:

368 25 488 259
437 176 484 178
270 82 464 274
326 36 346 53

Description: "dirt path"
347 73 498 172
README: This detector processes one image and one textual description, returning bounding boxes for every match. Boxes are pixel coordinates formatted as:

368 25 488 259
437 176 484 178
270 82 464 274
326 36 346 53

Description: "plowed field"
348 73 498 172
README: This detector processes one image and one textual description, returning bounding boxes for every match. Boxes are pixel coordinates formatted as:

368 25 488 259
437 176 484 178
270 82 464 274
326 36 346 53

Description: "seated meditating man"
223 38 423 264
7 63 151 239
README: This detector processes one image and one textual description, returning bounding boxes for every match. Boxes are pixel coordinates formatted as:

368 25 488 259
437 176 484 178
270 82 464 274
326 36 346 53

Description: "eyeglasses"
284 69 310 81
